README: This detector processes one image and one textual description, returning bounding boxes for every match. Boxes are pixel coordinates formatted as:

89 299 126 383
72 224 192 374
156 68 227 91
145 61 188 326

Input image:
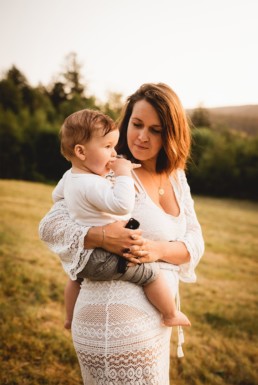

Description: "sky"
0 0 257 109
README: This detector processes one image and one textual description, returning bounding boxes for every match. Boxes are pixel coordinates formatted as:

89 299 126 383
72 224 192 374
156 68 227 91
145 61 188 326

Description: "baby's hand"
111 157 141 176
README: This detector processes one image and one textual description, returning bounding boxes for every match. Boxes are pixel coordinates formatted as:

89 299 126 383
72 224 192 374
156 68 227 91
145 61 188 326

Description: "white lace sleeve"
176 170 205 282
38 200 93 280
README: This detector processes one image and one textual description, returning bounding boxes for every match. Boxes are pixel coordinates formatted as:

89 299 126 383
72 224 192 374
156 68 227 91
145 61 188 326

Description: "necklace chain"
148 172 165 196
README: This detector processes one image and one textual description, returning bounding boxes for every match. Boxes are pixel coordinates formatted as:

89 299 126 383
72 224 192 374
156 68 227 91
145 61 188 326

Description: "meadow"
0 180 257 385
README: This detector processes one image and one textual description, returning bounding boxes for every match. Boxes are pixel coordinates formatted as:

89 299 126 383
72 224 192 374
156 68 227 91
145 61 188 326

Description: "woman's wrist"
101 227 106 248
84 226 103 249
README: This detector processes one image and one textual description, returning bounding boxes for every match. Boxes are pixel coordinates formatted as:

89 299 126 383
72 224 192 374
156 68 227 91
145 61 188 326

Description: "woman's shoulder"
169 168 191 201
170 168 187 188
174 168 186 179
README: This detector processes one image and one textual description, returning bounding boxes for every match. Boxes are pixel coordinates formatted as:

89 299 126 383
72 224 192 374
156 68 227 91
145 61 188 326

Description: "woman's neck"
139 160 157 174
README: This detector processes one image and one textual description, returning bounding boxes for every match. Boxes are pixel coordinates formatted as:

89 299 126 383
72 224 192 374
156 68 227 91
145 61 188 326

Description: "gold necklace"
158 183 165 196
148 172 165 196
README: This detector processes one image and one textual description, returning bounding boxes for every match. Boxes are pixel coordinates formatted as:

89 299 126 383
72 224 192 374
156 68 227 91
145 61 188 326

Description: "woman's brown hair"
116 83 191 173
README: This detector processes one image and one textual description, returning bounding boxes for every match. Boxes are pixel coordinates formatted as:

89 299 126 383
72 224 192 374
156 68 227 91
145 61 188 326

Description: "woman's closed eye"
133 123 161 134
150 127 162 135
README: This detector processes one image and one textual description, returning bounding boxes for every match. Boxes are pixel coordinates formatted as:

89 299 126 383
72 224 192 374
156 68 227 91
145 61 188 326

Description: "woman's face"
127 100 163 167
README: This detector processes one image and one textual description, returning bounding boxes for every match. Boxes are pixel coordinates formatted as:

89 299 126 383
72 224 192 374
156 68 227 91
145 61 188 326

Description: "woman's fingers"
123 239 159 264
123 246 149 264
129 243 147 253
103 221 143 255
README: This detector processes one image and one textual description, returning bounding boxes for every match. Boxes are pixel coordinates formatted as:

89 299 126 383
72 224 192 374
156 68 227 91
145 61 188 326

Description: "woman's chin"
130 151 146 161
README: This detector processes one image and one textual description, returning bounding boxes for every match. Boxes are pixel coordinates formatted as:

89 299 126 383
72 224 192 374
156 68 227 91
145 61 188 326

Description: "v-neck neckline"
132 170 181 218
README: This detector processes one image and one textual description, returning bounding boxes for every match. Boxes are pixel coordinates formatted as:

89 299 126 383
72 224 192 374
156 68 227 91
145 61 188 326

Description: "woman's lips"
134 143 149 150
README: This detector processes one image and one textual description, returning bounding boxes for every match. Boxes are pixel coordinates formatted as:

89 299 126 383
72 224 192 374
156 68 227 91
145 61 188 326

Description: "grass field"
0 180 257 385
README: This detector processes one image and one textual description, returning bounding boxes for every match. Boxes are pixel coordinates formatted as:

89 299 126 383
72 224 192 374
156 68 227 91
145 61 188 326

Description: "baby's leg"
143 271 191 327
64 278 81 329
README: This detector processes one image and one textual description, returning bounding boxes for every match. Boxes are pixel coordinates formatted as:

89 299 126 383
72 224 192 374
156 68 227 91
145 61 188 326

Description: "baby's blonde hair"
60 109 116 160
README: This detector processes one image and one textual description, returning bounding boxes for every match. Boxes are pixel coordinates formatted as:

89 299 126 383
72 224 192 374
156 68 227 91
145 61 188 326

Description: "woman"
39 83 204 384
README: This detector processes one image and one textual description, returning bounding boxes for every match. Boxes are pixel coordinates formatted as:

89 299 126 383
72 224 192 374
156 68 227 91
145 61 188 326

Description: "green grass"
170 196 258 385
0 180 258 385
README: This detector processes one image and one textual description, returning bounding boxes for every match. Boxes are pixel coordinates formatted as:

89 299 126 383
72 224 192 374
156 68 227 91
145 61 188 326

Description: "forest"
0 53 257 200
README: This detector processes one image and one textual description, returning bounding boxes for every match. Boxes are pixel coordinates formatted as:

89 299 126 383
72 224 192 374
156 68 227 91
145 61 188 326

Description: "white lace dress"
39 169 204 385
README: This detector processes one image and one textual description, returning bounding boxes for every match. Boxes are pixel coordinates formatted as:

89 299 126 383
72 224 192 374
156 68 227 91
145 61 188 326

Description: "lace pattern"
39 200 92 279
175 170 205 282
39 169 204 384
72 280 171 384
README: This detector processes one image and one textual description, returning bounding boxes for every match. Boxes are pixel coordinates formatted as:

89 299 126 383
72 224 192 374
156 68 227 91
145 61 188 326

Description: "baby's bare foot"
162 311 191 327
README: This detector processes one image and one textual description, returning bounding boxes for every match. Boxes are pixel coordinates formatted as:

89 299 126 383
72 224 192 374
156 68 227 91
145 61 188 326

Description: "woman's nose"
138 128 149 141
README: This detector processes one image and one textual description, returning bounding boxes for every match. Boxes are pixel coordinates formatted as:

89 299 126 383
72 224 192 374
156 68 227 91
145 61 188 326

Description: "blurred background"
0 0 257 384
0 0 258 198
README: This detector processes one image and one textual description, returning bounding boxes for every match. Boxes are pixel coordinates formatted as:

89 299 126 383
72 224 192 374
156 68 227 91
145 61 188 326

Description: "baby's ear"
74 144 86 160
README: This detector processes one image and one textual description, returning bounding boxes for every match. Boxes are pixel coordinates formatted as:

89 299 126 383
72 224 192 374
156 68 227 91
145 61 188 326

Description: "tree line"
0 53 257 200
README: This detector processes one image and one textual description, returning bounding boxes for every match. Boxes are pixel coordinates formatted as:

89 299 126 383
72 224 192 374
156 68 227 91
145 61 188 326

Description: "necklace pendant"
158 188 165 196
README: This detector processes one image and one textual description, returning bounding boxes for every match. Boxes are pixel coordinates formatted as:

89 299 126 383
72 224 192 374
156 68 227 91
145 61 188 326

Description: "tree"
190 106 211 128
48 81 68 110
6 65 28 89
0 109 24 178
62 52 85 98
0 79 22 113
102 92 123 121
48 52 99 118
34 130 69 181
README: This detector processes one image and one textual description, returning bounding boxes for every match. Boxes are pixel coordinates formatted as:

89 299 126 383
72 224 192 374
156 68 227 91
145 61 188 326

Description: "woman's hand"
85 222 190 264
124 239 190 266
85 220 144 256
123 238 162 265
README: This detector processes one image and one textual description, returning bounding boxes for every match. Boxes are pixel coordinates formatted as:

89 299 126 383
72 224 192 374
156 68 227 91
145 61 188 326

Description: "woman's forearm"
158 240 190 265
125 238 190 266
84 226 103 249
85 221 143 256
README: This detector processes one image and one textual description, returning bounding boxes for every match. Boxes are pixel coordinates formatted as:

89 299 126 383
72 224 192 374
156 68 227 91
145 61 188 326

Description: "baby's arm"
85 174 135 215
97 157 140 214
52 169 70 202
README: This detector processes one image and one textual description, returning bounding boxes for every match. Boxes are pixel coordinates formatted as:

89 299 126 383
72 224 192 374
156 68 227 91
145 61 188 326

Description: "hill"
188 104 258 136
